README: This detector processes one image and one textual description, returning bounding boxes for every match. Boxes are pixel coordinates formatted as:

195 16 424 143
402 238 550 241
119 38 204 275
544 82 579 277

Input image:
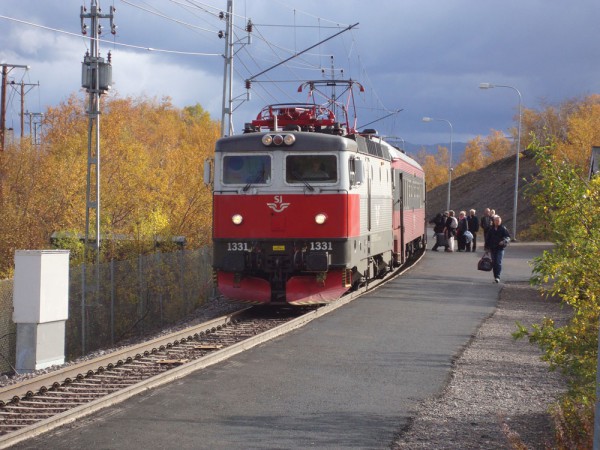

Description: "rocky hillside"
425 151 540 239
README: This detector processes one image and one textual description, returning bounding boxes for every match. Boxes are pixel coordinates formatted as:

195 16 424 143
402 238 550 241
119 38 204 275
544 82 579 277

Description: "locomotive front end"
210 131 357 305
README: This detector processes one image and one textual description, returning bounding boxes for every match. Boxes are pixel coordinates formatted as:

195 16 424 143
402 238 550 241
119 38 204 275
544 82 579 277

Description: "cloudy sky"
1 0 599 148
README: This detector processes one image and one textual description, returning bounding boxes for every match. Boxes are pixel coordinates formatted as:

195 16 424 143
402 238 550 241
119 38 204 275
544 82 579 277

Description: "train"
204 80 426 305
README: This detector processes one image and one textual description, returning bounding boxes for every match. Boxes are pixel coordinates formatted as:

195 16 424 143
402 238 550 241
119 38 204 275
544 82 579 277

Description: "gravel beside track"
393 282 569 449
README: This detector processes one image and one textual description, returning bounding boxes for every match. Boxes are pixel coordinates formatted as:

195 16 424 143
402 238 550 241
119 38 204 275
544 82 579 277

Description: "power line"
247 22 358 82
0 14 220 56
120 0 216 33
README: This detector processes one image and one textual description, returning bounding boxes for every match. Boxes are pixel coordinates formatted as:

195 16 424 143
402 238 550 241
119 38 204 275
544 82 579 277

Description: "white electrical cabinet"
13 250 70 372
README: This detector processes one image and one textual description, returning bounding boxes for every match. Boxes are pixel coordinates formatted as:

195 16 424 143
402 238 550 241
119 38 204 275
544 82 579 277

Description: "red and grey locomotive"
206 80 426 305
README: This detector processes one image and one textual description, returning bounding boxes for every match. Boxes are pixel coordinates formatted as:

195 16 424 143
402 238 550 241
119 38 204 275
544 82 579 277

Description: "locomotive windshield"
222 155 271 185
285 155 337 183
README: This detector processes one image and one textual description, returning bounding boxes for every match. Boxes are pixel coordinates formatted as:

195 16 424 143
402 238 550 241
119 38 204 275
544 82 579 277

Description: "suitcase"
435 233 447 247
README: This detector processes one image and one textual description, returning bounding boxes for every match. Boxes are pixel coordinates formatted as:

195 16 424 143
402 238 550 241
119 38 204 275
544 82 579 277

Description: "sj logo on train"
267 195 290 213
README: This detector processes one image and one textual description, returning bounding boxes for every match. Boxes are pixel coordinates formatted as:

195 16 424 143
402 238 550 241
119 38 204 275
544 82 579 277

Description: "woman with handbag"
457 211 471 252
484 215 511 283
444 210 458 252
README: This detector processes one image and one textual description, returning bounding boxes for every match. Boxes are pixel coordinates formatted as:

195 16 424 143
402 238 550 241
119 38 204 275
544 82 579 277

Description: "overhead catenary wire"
123 1 373 115
247 22 358 82
238 4 398 133
0 14 220 56
120 0 216 33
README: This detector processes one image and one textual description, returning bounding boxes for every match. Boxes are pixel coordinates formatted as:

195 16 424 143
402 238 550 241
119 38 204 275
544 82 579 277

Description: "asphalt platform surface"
15 242 551 449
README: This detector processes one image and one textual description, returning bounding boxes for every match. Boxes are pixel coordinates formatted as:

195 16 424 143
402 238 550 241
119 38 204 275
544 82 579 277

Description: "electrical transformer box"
81 55 112 92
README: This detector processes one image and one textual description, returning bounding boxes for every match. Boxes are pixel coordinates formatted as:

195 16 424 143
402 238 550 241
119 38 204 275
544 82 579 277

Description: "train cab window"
222 155 271 185
285 155 337 184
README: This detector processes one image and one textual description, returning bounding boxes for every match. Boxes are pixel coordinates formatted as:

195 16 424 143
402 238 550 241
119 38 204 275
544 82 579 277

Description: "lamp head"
422 117 433 122
479 83 493 89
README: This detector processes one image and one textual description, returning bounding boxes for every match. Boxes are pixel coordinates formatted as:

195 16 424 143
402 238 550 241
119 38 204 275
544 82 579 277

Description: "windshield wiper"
243 171 266 192
291 171 314 192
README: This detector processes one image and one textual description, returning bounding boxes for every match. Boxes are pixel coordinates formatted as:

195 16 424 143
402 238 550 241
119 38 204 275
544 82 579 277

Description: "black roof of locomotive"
215 131 394 161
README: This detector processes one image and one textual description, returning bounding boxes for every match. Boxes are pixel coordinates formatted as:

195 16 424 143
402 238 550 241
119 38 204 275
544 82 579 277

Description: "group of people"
429 207 511 283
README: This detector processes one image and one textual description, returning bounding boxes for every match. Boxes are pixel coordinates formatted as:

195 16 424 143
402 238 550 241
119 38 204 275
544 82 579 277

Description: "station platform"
15 242 551 450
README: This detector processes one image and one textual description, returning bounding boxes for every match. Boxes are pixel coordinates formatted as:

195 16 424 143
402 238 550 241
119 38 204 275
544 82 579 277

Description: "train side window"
223 155 271 185
349 157 364 187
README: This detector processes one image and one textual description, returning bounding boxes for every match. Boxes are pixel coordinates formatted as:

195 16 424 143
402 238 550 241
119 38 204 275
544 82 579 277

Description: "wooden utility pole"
10 81 40 138
0 63 30 150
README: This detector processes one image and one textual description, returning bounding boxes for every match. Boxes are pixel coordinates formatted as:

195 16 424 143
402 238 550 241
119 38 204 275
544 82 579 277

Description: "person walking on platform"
484 215 511 283
467 209 479 252
429 212 447 251
480 208 493 243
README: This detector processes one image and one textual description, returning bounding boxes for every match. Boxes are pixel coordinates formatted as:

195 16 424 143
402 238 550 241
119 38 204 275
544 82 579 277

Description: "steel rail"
0 307 251 407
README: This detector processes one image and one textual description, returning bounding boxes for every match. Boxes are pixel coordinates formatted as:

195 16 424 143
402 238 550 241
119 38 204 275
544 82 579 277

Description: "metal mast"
220 0 234 137
80 1 114 355
80 0 115 260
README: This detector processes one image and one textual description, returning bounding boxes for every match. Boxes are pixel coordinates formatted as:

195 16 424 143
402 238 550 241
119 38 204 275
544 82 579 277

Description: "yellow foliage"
0 92 219 277
484 129 512 163
520 94 600 175
418 145 450 190
454 136 485 177
560 96 600 171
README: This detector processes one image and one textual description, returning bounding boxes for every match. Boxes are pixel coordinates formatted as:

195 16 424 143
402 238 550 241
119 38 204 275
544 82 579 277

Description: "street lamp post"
479 82 522 241
423 117 453 211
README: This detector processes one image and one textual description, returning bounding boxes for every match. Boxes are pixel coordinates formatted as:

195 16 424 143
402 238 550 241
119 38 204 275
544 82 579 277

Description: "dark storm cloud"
1 0 599 146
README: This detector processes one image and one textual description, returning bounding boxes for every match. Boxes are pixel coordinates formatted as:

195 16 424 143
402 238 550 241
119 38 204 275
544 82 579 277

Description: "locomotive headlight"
283 134 295 145
272 134 284 145
315 213 327 225
232 214 243 225
262 134 273 146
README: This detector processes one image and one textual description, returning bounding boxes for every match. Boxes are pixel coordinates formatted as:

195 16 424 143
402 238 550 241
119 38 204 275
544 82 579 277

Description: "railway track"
0 307 305 448
0 251 422 448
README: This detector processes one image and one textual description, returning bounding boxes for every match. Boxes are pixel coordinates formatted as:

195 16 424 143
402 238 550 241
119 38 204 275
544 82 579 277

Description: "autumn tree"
0 93 220 277
416 145 449 190
453 136 485 177
519 94 600 174
96 95 218 253
483 129 512 163
515 137 600 447
520 98 581 148
560 95 600 171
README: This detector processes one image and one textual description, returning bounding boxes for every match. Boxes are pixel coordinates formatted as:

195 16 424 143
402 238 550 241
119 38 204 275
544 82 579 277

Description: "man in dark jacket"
429 212 447 251
467 209 480 252
484 215 511 283
480 208 493 243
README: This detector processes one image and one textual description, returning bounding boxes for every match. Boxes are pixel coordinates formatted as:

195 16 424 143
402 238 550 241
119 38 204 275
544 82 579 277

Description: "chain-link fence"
0 247 214 374
0 279 16 374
